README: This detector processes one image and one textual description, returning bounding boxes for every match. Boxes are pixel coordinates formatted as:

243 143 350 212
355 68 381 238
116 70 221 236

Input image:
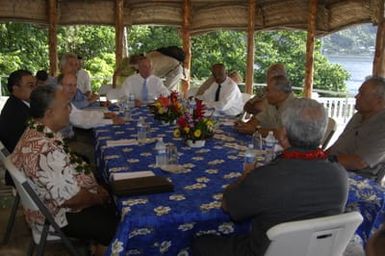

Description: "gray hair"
270 75 292 93
281 98 328 149
364 76 385 100
30 85 58 118
59 53 77 71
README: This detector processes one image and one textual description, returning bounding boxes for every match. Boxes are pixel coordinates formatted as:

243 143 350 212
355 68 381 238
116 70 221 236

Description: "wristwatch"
328 154 338 163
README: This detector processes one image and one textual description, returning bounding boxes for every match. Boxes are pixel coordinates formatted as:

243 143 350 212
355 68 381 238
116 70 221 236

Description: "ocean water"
326 55 373 96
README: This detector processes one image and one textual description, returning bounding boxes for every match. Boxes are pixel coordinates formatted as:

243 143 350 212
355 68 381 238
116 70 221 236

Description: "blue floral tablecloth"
94 108 385 256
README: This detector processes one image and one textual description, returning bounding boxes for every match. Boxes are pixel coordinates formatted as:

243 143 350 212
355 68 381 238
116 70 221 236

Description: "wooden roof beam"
48 0 58 76
182 0 192 98
246 0 257 94
373 1 385 77
304 0 318 98
115 0 124 70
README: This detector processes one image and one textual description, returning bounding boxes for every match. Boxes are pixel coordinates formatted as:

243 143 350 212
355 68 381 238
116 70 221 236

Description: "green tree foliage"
0 22 349 95
0 23 49 91
127 26 181 53
191 31 247 80
253 31 349 93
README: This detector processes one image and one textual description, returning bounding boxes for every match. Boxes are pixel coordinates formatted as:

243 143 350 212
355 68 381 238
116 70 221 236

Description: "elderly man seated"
59 73 124 162
243 64 287 117
60 53 99 108
192 98 348 256
11 86 119 255
328 76 385 183
235 75 295 136
121 56 170 106
196 63 243 116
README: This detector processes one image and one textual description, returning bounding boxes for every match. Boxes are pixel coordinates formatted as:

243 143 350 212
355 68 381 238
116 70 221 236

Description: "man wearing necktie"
121 57 170 107
197 63 243 116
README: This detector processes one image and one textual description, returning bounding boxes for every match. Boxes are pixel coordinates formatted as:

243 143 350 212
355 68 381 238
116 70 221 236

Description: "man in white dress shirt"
197 63 243 116
121 57 170 106
59 73 123 162
76 56 92 96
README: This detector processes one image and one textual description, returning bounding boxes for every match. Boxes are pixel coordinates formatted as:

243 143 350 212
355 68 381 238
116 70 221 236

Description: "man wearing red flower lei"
328 77 385 183
193 98 348 256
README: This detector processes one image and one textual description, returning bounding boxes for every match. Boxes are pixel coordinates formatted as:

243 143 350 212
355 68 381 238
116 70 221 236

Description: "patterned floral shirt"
11 125 98 231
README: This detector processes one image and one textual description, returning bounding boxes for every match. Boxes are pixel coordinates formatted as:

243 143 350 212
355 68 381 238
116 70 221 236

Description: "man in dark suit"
0 69 36 185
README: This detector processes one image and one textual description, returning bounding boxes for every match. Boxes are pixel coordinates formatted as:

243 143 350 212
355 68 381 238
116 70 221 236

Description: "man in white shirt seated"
58 73 124 162
76 55 92 96
121 56 170 106
197 63 243 116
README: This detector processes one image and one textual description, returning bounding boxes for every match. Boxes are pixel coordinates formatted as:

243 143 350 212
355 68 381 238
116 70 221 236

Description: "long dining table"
94 107 385 256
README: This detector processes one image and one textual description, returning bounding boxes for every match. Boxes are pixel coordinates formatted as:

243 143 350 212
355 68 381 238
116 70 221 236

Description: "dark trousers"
61 204 119 246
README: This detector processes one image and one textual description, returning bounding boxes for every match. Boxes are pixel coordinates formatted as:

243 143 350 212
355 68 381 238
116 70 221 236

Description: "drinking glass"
166 144 178 165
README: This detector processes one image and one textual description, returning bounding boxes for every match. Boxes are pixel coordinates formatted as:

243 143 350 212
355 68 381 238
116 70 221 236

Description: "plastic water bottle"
188 99 196 115
128 93 135 109
243 144 256 172
252 127 263 150
137 117 147 144
264 131 276 163
155 138 167 167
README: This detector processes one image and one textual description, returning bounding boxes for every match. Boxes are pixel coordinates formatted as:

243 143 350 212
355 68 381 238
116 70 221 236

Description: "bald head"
138 57 152 79
58 73 77 100
212 63 227 84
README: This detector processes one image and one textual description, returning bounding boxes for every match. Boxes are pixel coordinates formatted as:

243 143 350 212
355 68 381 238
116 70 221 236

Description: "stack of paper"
106 139 138 147
110 171 155 181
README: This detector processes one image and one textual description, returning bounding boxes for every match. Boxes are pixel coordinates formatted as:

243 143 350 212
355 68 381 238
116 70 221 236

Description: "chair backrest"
265 212 363 256
242 93 252 105
0 140 10 160
321 117 337 150
3 156 40 213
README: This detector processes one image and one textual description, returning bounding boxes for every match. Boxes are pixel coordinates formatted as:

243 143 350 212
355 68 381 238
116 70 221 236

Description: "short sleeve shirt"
11 126 98 230
255 93 295 129
329 110 385 176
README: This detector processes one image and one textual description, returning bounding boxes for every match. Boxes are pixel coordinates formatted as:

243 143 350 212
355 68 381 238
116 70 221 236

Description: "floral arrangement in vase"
149 91 184 124
173 99 215 145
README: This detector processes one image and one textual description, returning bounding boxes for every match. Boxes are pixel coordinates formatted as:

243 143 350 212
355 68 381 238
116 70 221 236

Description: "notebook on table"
110 171 174 196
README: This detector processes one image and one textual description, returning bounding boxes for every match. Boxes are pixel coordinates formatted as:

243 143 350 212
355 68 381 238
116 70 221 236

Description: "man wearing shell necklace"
10 86 119 256
193 98 348 256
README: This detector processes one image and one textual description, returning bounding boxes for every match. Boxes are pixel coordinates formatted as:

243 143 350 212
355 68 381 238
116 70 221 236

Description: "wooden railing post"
48 0 58 76
304 0 318 98
246 0 256 94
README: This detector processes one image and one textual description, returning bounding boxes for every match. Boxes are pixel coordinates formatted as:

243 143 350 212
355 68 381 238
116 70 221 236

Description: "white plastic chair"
1 154 80 256
265 212 363 256
0 141 20 245
241 93 253 106
188 87 198 98
321 117 337 150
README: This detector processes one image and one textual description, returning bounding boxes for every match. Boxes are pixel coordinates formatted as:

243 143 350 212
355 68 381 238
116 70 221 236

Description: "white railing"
317 97 355 124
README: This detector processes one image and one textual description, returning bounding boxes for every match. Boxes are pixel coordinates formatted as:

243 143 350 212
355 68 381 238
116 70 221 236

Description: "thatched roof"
0 0 382 35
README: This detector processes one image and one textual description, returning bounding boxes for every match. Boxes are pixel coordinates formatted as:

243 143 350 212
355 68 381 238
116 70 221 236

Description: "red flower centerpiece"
173 99 215 147
149 91 184 124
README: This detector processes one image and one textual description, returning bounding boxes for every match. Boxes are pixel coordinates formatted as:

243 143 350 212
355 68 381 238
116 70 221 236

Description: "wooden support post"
246 0 256 94
48 0 58 76
115 0 124 70
182 0 191 98
373 3 385 77
304 0 318 98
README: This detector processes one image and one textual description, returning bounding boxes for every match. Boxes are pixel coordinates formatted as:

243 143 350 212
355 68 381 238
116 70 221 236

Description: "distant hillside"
322 23 377 56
